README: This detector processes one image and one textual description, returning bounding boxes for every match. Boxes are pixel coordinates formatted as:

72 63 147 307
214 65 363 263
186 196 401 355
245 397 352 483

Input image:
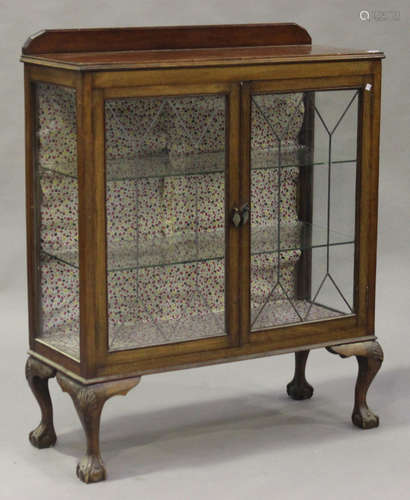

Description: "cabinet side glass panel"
105 94 227 351
250 90 359 331
34 82 80 359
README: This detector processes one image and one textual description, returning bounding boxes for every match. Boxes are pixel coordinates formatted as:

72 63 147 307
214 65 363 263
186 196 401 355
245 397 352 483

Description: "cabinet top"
21 23 384 71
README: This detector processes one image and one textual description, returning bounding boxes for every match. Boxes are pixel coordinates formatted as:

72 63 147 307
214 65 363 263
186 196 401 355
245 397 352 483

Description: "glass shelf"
252 223 354 255
40 151 224 181
251 147 355 171
41 221 354 272
38 146 356 182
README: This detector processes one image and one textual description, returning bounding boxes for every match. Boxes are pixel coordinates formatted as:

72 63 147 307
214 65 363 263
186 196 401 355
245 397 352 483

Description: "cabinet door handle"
231 203 250 228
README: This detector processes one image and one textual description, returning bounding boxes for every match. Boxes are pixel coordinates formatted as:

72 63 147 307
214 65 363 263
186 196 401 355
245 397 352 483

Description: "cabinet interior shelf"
41 221 354 272
38 146 356 182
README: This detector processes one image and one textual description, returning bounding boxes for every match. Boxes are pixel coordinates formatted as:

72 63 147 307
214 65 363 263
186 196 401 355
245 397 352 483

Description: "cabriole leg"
327 340 384 429
287 350 314 400
25 356 57 448
56 373 140 483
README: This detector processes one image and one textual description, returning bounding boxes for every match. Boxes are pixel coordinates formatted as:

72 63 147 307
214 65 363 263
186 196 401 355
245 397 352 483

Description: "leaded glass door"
104 85 240 352
247 85 361 333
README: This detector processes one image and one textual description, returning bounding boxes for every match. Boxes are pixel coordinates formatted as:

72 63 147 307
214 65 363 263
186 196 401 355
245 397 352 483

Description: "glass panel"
250 90 359 331
34 83 79 359
105 95 227 351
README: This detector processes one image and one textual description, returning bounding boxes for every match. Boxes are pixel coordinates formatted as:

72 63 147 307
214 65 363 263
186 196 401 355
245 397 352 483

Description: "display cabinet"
22 23 384 483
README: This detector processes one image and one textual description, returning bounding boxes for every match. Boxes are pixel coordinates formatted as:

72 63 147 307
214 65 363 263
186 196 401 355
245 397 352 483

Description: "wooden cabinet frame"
26 61 381 380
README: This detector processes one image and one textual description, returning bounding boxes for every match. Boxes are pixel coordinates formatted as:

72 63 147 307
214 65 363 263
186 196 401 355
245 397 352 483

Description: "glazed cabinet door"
240 78 374 342
99 84 241 360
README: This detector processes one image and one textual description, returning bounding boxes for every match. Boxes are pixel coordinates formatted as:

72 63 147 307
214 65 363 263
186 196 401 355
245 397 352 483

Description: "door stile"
353 83 365 324
239 82 251 345
226 83 242 346
77 73 102 378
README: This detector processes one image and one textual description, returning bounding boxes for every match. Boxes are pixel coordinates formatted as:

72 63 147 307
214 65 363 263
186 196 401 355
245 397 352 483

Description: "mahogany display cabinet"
22 23 385 483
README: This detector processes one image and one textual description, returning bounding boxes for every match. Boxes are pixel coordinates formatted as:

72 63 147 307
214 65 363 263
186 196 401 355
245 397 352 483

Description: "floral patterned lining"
36 83 80 358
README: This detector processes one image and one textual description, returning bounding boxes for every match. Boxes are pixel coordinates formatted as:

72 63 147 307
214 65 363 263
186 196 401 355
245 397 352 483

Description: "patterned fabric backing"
105 95 225 161
35 85 338 358
36 83 77 166
36 83 80 358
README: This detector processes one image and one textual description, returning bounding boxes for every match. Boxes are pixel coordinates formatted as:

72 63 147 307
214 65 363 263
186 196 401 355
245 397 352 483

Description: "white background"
1 1 409 498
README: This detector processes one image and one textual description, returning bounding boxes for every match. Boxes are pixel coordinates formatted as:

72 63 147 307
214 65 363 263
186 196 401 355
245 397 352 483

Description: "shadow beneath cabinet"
53 365 410 481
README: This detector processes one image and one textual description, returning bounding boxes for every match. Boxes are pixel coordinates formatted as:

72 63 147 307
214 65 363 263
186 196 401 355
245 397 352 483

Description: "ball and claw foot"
352 407 379 429
287 350 314 401
29 423 57 449
287 379 314 400
76 454 106 483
